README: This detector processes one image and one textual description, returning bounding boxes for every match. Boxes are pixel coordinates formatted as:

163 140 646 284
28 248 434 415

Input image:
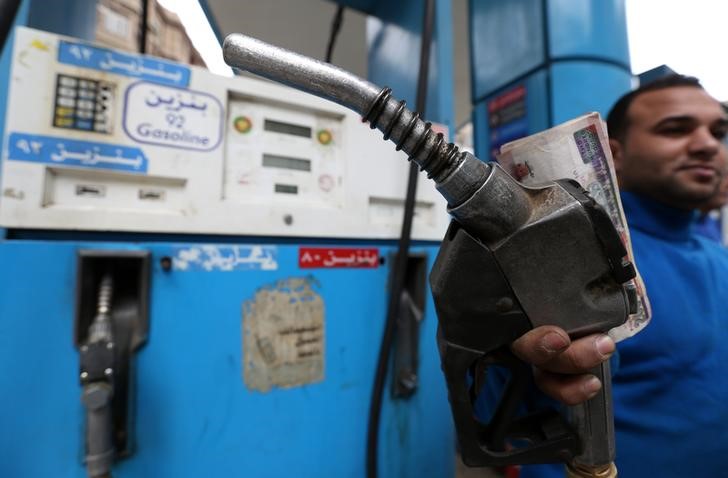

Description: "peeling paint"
30 39 49 51
242 277 324 392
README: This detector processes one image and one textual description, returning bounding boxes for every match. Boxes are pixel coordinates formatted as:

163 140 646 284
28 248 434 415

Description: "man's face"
611 86 728 210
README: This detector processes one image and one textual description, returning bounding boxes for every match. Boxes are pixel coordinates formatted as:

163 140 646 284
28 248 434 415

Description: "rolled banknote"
497 112 651 341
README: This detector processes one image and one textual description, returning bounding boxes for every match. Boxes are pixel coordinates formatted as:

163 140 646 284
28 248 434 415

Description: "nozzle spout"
223 33 380 114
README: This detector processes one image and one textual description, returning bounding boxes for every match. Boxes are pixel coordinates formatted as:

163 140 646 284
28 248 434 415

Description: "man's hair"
606 74 703 141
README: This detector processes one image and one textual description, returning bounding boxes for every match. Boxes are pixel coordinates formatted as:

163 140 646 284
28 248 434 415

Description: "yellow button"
55 107 74 117
317 129 333 145
55 117 74 127
233 116 252 133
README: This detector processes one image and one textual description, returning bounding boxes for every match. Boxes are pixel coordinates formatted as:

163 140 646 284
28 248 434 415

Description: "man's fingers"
511 326 571 366
534 369 602 405
511 326 615 374
544 334 615 374
510 325 615 406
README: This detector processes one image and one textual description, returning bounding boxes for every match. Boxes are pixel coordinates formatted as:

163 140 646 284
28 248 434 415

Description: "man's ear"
609 138 624 173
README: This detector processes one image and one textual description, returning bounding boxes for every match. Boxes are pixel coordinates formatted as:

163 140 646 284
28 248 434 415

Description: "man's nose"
688 127 722 160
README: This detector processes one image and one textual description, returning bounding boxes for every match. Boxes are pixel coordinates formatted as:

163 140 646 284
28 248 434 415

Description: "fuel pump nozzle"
223 34 636 475
79 274 115 478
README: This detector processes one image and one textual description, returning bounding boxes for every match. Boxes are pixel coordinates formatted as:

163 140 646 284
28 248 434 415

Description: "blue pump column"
469 0 632 161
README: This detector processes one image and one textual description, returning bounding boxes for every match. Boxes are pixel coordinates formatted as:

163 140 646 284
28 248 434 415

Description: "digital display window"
264 119 311 138
263 153 312 172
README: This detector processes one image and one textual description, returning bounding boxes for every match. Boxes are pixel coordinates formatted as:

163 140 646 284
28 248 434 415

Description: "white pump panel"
0 27 449 240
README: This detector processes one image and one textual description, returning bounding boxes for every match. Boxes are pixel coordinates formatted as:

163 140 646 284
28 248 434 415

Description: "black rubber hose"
325 5 345 63
365 1 436 477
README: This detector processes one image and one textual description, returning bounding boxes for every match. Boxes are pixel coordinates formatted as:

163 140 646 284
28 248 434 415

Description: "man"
511 75 728 477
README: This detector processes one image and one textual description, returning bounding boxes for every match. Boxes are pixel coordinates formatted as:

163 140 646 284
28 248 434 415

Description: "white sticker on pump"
242 277 324 392
171 245 278 271
123 82 223 151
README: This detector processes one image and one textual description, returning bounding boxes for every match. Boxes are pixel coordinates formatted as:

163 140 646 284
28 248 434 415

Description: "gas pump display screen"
262 153 311 171
264 119 311 138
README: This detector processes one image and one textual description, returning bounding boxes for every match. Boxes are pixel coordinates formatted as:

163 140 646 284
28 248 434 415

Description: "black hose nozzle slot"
75 251 150 478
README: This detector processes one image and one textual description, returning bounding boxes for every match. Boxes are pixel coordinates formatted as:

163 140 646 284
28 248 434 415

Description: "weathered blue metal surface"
470 0 545 103
546 0 630 65
27 0 96 42
0 239 452 478
551 62 631 124
470 0 632 160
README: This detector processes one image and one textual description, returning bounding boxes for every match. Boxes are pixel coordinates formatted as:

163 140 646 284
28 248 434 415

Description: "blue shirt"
521 192 728 477
694 212 724 243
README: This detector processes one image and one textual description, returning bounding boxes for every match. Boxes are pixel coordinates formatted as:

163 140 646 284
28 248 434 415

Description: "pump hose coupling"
566 462 618 478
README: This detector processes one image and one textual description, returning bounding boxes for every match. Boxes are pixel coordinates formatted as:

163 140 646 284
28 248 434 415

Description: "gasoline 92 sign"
123 81 223 151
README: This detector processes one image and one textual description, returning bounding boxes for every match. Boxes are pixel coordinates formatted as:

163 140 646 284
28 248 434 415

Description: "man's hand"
511 326 615 405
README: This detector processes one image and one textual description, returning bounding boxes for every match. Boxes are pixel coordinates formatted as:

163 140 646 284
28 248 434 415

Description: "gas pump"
0 22 455 478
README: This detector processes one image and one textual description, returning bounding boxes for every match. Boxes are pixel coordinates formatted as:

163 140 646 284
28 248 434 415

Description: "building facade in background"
95 0 205 67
